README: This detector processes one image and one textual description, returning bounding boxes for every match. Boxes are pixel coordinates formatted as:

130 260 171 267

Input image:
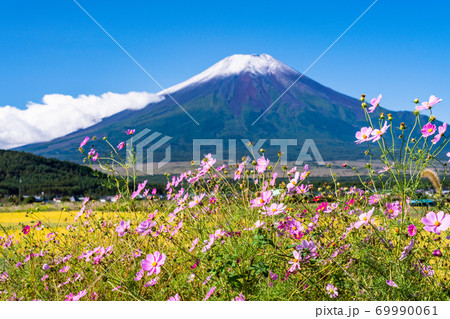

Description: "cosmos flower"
288 251 301 272
79 136 89 149
131 180 148 199
141 251 166 275
421 123 437 138
354 208 374 229
255 156 270 174
421 211 450 235
115 220 130 237
117 142 125 150
416 95 442 111
262 203 286 216
189 238 199 252
355 127 374 144
407 224 417 236
232 294 245 301
368 94 382 113
22 225 31 235
369 194 381 205
126 129 135 135
371 121 390 142
386 280 398 288
168 294 180 301
399 239 414 261
250 190 272 208
325 283 338 298
203 286 216 301
432 123 447 144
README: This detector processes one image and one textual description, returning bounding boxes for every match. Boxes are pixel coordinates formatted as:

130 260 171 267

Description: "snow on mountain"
163 54 297 95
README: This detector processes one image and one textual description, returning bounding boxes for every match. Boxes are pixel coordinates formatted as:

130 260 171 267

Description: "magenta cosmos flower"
22 225 31 235
250 190 272 208
407 224 417 236
117 142 125 150
421 211 450 235
126 129 135 135
168 294 180 301
115 220 130 237
79 136 89 149
141 251 166 275
421 123 437 138
416 95 442 111
355 127 374 144
368 94 382 113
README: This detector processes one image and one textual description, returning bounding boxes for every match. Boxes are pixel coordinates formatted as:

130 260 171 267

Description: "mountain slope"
17 54 430 163
0 149 107 197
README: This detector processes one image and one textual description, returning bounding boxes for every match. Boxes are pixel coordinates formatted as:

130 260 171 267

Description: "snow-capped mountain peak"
163 54 295 94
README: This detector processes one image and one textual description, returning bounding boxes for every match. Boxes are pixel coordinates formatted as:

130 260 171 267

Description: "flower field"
1 95 450 301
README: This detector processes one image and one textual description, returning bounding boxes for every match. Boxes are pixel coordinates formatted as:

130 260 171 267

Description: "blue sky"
1 0 449 122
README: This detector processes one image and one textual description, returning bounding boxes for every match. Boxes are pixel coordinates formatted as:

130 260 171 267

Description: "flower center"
389 209 393 214
152 261 157 267
428 128 433 133
294 259 299 263
434 221 441 227
259 198 264 204
362 134 367 139
272 208 277 212
363 217 368 221
292 226 297 230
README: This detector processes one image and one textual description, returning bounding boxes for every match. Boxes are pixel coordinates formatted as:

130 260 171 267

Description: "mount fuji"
17 54 424 163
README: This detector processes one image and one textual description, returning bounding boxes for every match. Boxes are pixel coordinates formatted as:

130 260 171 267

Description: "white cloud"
0 92 164 149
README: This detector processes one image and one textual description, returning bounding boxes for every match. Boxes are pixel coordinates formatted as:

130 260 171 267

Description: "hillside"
0 149 107 197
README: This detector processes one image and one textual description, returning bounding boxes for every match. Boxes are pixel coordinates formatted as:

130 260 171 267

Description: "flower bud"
387 113 392 121
413 109 420 116
361 102 367 108
361 94 366 102
103 136 107 140
430 115 436 122
259 148 265 153
380 112 385 120
411 138 416 143
414 98 419 104
400 122 406 130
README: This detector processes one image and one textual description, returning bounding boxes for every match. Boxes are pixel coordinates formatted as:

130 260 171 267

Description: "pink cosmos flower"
386 280 398 288
73 290 87 301
369 194 381 205
141 251 166 275
79 136 89 149
250 190 272 208
60 266 70 273
255 156 270 174
378 163 393 174
234 163 244 180
115 220 130 237
421 211 450 235
371 121 390 142
354 208 374 229
416 95 442 111
399 239 414 261
92 153 99 161
287 172 300 192
232 294 245 301
325 283 338 298
355 127 374 144
295 240 318 261
420 265 434 277
432 249 442 257
189 238 199 252
188 194 205 208
117 142 125 150
168 294 180 301
144 277 159 287
407 224 417 236
288 251 301 272
262 203 286 216
126 129 135 135
203 286 216 301
131 180 148 199
421 123 437 138
432 123 447 144
368 94 382 113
